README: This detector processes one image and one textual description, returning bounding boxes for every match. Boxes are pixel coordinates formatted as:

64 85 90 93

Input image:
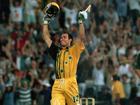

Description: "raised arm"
43 23 52 48
78 22 85 41
77 10 88 41
42 2 60 48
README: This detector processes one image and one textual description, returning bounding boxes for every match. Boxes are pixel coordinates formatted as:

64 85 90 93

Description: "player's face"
60 33 72 47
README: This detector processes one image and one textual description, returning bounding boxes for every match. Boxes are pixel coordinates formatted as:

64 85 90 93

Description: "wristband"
43 20 49 25
78 20 83 24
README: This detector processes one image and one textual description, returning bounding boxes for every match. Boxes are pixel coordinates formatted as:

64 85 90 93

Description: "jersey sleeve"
72 40 85 59
74 40 85 53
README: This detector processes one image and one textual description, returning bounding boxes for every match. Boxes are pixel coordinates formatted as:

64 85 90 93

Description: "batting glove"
78 10 88 23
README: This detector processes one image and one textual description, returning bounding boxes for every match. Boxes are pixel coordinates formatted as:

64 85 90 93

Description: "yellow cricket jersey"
112 81 125 99
49 41 85 79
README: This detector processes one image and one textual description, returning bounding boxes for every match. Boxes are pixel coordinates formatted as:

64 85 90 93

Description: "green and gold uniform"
49 41 85 105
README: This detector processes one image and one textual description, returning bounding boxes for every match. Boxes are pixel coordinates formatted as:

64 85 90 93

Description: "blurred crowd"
0 0 140 105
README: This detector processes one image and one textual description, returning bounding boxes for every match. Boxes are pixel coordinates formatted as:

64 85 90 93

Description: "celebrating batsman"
42 2 88 105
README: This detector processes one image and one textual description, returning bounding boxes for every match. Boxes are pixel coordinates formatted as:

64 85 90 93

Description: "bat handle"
85 5 91 12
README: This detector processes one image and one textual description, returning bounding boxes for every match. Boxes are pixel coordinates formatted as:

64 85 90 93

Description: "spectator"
92 60 106 93
23 0 38 24
112 74 126 105
115 0 128 22
121 74 131 104
128 0 140 26
3 83 15 105
29 59 39 79
10 0 24 24
17 79 32 105
0 76 4 104
62 1 78 28
0 0 10 24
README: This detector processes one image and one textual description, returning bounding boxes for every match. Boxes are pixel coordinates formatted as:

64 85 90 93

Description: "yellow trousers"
51 76 80 105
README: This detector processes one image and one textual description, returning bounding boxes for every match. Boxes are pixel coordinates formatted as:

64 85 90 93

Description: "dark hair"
113 75 120 81
61 30 73 45
68 33 73 41
62 30 73 40
122 74 128 80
